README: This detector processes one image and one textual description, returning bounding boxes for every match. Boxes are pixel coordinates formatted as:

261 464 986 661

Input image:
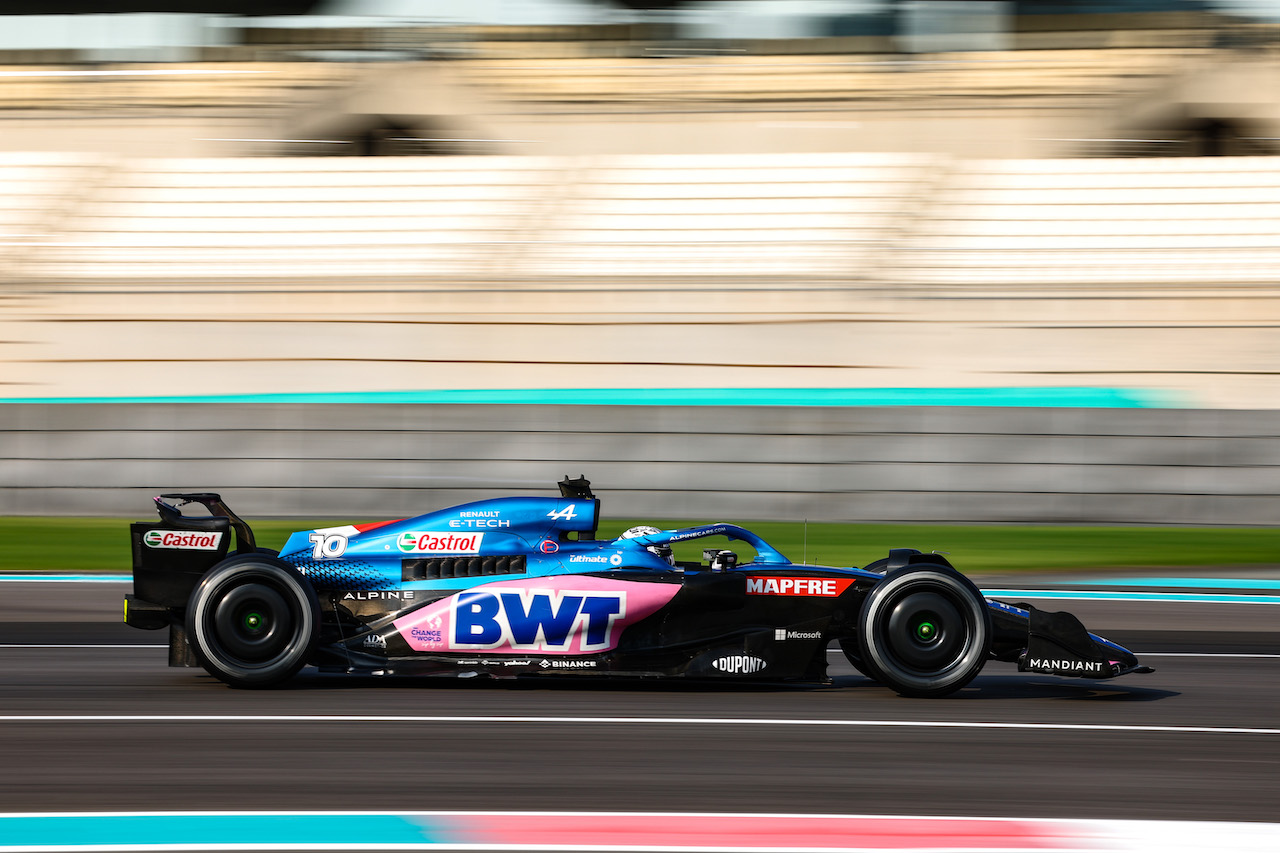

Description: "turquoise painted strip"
0 386 1182 408
1044 577 1280 590
0 814 441 847
983 589 1280 604
0 575 131 583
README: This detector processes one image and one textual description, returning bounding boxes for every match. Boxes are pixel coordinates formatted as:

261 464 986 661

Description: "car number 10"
309 533 348 559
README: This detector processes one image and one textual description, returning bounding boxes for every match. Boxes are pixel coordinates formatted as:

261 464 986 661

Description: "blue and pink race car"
125 477 1152 696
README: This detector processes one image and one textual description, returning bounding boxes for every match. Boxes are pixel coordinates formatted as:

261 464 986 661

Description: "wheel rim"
883 590 966 672
209 580 294 663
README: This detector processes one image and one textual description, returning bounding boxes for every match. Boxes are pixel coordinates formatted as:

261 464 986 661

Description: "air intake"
401 555 527 582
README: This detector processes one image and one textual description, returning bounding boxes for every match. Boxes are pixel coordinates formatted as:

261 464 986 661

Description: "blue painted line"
0 386 1183 408
0 575 131 583
983 588 1280 604
1044 577 1280 590
0 813 444 848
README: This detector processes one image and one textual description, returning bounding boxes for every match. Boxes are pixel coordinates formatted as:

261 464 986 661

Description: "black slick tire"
856 565 992 698
838 637 880 682
185 555 319 689
838 558 891 681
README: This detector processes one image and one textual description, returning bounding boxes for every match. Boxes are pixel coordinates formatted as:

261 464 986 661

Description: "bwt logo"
451 589 626 652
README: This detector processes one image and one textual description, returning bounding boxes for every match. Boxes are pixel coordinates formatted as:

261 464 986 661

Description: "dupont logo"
143 530 223 551
396 532 484 554
746 577 854 597
712 655 766 674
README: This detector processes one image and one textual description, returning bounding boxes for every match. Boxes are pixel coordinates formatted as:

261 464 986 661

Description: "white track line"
1134 652 1280 658
2 838 1078 850
0 715 1276 735
0 811 1278 853
0 644 166 649
6 645 1275 657
0 810 1105 817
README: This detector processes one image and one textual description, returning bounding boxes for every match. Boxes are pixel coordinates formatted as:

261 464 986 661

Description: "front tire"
839 557 892 681
186 556 319 689
856 566 991 698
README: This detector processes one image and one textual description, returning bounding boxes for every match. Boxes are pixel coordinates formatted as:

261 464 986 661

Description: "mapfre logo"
143 530 222 551
712 655 766 674
746 577 854 597
396 532 484 554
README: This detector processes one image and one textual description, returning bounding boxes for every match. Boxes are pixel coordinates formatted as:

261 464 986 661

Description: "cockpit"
612 521 790 572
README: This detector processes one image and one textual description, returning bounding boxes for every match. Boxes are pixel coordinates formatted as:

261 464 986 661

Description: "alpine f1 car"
125 477 1153 696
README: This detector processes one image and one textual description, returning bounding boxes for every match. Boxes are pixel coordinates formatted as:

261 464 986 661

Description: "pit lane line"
1041 577 1280 589
0 644 168 649
1 714 1278 736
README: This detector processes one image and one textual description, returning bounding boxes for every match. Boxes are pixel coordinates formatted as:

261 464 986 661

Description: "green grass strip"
3 517 1277 574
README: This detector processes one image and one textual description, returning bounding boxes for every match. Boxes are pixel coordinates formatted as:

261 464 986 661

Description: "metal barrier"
2 403 1276 525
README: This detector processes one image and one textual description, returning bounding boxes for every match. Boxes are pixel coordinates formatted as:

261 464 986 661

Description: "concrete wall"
3 403 1277 525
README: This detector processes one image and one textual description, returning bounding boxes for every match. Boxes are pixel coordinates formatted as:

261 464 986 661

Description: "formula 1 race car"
125 477 1152 696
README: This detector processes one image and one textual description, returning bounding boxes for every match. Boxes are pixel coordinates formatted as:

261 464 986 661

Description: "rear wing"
152 493 256 550
129 493 256 608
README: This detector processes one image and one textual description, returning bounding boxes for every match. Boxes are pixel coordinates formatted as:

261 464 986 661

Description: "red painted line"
453 814 1088 849
354 519 403 533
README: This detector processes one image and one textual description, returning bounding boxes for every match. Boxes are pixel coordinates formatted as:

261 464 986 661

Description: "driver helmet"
620 525 675 566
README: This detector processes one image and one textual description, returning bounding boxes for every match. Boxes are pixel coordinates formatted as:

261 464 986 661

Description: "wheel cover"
210 582 293 663
199 572 305 669
883 591 965 672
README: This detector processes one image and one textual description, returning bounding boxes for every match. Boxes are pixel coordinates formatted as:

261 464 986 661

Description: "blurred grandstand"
2 2 1280 521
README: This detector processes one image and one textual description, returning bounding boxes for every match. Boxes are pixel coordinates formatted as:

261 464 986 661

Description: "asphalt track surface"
2 577 1278 826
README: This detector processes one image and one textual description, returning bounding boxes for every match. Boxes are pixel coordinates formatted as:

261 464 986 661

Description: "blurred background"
2 0 1280 524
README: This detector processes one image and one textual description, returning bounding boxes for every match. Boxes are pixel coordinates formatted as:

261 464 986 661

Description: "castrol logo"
396 532 484 554
143 530 223 551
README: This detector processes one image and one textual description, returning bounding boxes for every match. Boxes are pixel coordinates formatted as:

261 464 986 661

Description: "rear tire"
856 566 991 698
186 555 319 689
